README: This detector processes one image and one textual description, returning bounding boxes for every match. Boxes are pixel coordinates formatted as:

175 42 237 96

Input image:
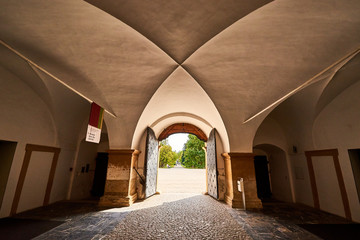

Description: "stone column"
99 149 140 207
222 152 262 209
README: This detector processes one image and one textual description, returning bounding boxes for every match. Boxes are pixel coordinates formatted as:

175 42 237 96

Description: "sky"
167 133 189 152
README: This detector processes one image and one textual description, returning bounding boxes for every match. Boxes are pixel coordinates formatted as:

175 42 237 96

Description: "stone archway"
156 125 218 199
158 123 208 141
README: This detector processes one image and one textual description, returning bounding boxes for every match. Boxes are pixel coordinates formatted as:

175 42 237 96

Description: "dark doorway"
0 140 17 208
254 155 272 200
348 149 360 202
91 152 108 197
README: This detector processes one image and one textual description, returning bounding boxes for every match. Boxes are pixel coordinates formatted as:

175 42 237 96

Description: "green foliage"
159 140 177 168
182 134 205 169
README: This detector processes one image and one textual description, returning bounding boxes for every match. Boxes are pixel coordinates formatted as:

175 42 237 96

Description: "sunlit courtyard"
157 166 206 193
157 133 206 193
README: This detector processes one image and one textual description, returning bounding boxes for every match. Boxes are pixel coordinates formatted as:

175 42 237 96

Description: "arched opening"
138 125 223 201
157 133 207 194
158 123 208 141
253 144 293 203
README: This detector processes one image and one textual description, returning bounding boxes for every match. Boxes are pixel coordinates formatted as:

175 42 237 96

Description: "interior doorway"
253 144 293 203
254 155 272 200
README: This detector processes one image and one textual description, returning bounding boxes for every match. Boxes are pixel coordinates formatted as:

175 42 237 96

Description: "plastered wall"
0 69 56 217
17 152 53 213
254 79 360 222
312 156 345 217
68 120 109 200
0 64 92 218
312 80 360 222
69 140 98 200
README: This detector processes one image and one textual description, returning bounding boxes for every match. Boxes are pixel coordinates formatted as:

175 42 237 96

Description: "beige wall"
17 152 53 213
69 140 98 200
0 62 93 218
312 80 360 222
0 68 56 217
268 150 293 203
254 76 360 222
312 156 345 217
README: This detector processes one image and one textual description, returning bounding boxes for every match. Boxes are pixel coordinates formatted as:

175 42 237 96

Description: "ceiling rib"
0 39 117 118
243 47 360 124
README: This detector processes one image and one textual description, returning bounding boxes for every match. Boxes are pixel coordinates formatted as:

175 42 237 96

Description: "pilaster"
99 149 140 207
222 152 262 209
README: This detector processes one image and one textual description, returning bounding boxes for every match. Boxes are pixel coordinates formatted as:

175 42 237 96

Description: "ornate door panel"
207 129 218 199
145 127 159 198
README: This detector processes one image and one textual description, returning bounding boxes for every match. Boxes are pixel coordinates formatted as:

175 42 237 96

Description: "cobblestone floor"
103 193 251 240
7 194 358 240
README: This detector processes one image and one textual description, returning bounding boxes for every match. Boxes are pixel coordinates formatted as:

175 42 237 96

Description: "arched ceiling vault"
1 0 360 151
255 51 360 152
85 0 272 64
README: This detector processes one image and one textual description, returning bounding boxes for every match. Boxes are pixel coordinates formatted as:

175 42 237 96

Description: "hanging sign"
85 102 104 143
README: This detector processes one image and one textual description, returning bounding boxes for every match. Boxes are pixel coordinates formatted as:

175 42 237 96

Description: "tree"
159 140 177 168
182 134 205 169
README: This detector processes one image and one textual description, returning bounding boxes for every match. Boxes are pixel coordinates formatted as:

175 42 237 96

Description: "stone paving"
13 201 128 240
104 193 251 240
6 167 358 239
8 194 358 240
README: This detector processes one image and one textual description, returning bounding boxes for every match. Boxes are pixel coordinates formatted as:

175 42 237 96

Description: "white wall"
253 70 360 221
68 121 109 200
0 58 94 217
0 67 57 217
253 117 288 152
17 152 53 213
253 117 295 203
268 150 293 203
312 156 345 217
313 80 360 222
290 153 313 207
69 140 98 200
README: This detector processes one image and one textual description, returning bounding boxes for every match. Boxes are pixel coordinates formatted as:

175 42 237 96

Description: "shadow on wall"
70 131 109 200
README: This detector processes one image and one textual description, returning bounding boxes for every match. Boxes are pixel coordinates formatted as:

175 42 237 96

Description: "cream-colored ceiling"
85 0 271 64
1 0 359 151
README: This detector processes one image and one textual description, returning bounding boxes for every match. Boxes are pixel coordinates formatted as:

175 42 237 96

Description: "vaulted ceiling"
1 0 359 151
